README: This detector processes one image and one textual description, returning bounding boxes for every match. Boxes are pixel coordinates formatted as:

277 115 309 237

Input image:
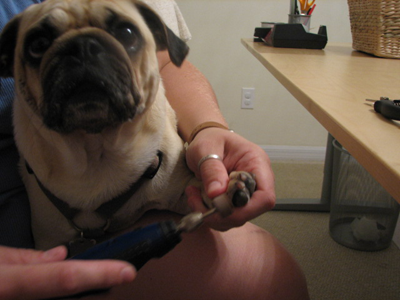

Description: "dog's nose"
65 36 104 62
84 38 103 58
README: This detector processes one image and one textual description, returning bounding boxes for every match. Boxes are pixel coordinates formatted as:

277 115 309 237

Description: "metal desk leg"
273 134 334 212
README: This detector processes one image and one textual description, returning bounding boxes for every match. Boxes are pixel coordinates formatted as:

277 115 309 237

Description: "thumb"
198 158 229 198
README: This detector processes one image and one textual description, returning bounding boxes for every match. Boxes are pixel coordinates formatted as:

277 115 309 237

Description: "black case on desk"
254 23 328 49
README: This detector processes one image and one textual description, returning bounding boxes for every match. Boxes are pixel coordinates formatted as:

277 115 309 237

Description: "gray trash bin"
329 139 400 251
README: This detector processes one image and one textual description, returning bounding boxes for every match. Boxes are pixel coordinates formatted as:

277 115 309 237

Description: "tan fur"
0 0 255 251
5 0 193 249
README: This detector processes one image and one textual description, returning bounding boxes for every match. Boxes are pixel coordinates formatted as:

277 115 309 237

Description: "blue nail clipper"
70 209 215 267
48 195 237 299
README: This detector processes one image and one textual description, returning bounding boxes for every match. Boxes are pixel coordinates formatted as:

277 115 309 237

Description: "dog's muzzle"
40 33 141 134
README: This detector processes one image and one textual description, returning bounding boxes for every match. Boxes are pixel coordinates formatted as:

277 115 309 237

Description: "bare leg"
87 211 309 300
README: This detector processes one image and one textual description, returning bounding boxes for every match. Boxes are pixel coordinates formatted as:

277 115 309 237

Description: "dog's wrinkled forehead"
0 0 188 78
22 0 148 39
25 1 89 30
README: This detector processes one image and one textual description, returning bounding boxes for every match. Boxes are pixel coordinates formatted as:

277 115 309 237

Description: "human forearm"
158 51 227 142
157 51 275 231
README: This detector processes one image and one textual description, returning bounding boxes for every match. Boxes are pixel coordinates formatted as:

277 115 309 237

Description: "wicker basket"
348 0 400 58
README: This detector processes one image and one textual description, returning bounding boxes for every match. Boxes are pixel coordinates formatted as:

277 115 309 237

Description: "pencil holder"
288 14 311 32
348 0 400 58
329 139 400 251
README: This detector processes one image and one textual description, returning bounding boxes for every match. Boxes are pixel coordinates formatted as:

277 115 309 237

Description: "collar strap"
26 150 163 238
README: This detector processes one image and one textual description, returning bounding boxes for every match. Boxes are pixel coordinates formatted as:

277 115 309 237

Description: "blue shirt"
0 0 45 248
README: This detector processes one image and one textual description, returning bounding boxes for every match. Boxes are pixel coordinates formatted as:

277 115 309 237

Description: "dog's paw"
226 171 256 207
202 171 256 218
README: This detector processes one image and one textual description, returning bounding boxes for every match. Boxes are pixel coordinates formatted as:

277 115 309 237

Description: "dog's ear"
0 14 21 78
136 3 189 67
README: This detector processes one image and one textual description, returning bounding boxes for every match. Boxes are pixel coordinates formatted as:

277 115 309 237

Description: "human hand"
185 128 276 231
0 245 136 300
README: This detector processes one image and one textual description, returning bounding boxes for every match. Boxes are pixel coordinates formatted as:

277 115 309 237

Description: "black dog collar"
25 150 163 239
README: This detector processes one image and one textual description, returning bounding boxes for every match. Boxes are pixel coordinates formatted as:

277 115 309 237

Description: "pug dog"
0 0 256 251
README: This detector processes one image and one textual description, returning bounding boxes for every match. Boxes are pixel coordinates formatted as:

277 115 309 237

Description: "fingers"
186 185 259 231
198 158 229 198
185 143 276 231
0 245 67 265
0 259 136 300
0 246 136 299
185 127 276 230
249 153 276 212
186 128 231 198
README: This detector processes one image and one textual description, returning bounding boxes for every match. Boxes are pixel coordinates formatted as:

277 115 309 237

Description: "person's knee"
224 223 309 300
100 217 309 300
271 242 309 299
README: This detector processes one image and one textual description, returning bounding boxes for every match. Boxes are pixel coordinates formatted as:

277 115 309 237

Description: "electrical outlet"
241 88 255 109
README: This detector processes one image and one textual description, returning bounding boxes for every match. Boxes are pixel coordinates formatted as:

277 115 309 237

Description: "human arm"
0 245 136 300
158 51 276 231
157 51 227 140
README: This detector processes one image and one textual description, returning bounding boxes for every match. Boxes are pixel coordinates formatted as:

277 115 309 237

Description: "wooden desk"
241 39 400 204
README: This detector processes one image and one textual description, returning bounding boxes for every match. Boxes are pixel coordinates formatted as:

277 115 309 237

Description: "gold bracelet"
188 121 230 144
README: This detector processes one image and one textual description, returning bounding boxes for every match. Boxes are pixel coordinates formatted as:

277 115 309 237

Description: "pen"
308 4 316 15
299 0 316 14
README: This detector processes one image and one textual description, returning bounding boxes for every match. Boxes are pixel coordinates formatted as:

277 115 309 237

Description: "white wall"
176 0 352 147
175 0 400 249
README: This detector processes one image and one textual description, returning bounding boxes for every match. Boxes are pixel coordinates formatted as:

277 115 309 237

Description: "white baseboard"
260 145 326 162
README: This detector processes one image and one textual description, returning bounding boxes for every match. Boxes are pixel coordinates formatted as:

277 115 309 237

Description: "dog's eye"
114 24 140 52
28 37 52 59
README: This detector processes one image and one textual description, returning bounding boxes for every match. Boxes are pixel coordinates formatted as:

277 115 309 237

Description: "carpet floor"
251 161 400 300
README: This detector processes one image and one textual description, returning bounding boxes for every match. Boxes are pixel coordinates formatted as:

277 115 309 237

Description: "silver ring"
198 154 222 169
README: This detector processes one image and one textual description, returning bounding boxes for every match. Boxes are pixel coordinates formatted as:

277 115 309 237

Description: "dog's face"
0 0 188 134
